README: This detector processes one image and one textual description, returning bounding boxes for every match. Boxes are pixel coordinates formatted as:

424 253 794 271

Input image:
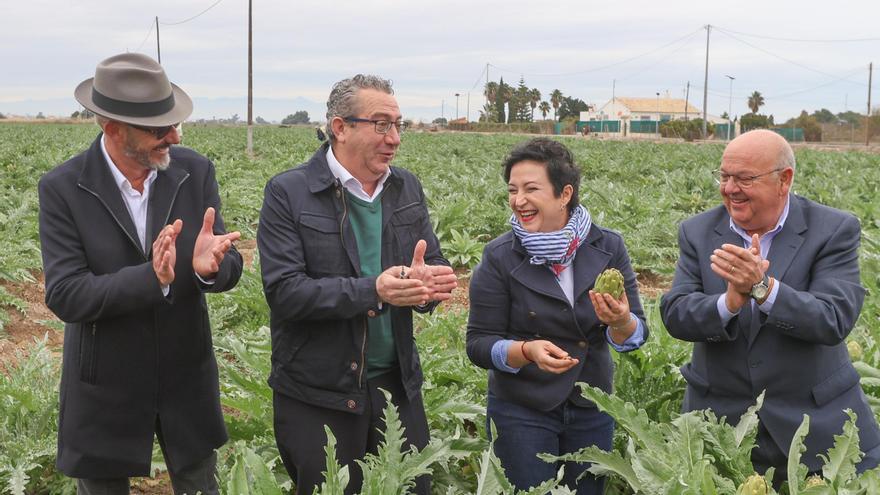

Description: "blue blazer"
660 194 880 471
467 224 648 411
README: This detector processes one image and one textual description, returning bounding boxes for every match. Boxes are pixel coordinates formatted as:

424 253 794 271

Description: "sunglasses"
128 122 181 140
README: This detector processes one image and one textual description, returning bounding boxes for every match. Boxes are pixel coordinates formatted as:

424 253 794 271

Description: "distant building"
582 96 725 124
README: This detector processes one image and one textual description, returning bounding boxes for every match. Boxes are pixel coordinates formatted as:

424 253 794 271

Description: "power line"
469 64 487 91
615 34 703 83
714 29 867 86
713 26 880 43
487 27 705 78
160 0 224 26
133 18 156 52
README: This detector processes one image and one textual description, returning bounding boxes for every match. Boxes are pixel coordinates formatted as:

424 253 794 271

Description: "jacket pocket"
680 363 709 396
390 202 423 262
299 212 348 275
278 331 310 364
79 322 98 384
812 364 860 407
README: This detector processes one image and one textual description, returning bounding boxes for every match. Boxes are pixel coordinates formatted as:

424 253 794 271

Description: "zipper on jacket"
78 185 148 261
159 173 191 228
336 180 366 389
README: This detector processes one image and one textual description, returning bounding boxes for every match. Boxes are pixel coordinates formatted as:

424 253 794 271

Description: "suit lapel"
766 196 806 282
509 238 568 304
709 215 743 294
508 226 614 306
76 135 144 257
747 195 805 349
147 165 190 259
573 227 613 302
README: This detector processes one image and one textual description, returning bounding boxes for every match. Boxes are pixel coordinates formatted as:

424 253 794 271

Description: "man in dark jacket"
38 53 242 495
258 74 457 494
660 130 880 482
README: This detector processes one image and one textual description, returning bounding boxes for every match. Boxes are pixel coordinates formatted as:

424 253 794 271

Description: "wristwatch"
749 273 771 301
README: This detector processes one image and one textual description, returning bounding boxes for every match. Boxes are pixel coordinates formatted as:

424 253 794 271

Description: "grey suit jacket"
660 194 879 471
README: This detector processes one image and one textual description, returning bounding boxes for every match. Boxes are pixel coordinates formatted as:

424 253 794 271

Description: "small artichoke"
737 474 768 495
594 268 624 299
848 341 864 362
805 475 826 488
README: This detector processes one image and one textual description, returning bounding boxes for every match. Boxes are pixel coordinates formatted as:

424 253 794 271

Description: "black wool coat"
38 135 242 478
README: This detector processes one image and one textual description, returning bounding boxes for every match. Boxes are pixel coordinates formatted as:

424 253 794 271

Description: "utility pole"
246 0 253 157
466 92 470 123
455 93 460 120
867 62 873 147
684 81 690 121
725 75 735 140
701 25 711 139
485 63 490 123
156 17 161 63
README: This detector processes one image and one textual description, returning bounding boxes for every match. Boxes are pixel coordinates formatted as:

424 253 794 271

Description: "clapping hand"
376 240 457 307
192 207 241 279
152 219 182 286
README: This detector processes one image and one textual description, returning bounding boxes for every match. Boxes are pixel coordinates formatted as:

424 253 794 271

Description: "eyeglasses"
712 168 784 188
128 122 181 140
343 117 408 134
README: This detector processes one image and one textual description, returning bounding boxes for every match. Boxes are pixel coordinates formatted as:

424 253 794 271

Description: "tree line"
481 77 589 124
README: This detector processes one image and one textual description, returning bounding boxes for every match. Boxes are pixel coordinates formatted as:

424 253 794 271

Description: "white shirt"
326 146 391 201
100 136 157 253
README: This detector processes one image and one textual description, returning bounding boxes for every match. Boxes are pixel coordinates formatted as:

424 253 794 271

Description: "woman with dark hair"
466 137 648 493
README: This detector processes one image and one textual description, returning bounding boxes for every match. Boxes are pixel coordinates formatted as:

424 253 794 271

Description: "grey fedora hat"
74 53 192 126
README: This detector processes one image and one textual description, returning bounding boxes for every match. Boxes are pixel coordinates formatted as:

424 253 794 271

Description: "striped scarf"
510 204 592 277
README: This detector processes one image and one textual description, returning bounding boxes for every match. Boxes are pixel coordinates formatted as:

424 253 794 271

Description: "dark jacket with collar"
38 134 242 478
257 142 448 414
660 194 880 472
466 223 648 411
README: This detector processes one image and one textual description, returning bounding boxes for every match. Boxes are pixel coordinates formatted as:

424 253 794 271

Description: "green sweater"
345 192 397 379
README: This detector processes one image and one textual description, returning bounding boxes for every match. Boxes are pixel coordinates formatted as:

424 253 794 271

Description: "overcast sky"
2 0 878 122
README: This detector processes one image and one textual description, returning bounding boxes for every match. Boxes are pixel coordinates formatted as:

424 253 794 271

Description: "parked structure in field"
582 96 707 123
579 95 731 137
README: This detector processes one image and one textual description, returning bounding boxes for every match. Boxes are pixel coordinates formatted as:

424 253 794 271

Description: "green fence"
771 127 805 142
630 120 659 134
577 120 621 133
715 123 736 140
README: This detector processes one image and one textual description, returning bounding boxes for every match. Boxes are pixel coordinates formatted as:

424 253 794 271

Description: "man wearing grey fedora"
38 53 242 494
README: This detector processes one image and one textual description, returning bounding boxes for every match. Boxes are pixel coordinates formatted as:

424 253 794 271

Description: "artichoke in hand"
594 268 624 299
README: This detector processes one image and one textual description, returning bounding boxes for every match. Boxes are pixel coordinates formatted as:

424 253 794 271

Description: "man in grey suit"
661 129 880 479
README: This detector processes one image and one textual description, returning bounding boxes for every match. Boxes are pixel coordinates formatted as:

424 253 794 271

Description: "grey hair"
777 141 796 173
95 114 110 128
325 74 394 142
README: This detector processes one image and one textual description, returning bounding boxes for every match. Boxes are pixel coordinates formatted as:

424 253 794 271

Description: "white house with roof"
582 96 728 124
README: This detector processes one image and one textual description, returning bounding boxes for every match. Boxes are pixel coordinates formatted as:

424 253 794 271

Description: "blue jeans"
487 392 614 494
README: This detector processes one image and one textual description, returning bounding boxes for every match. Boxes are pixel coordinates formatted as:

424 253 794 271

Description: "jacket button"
528 311 537 319
335 189 342 198
578 341 588 348
750 360 761 368
350 361 358 371
347 400 356 409
367 309 377 318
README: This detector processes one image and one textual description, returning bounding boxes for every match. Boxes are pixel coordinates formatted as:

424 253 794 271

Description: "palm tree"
528 88 541 120
747 91 765 114
550 89 563 121
539 101 551 120
497 78 512 124
483 82 499 122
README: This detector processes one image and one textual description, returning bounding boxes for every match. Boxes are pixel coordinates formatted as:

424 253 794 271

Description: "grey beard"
124 146 171 171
